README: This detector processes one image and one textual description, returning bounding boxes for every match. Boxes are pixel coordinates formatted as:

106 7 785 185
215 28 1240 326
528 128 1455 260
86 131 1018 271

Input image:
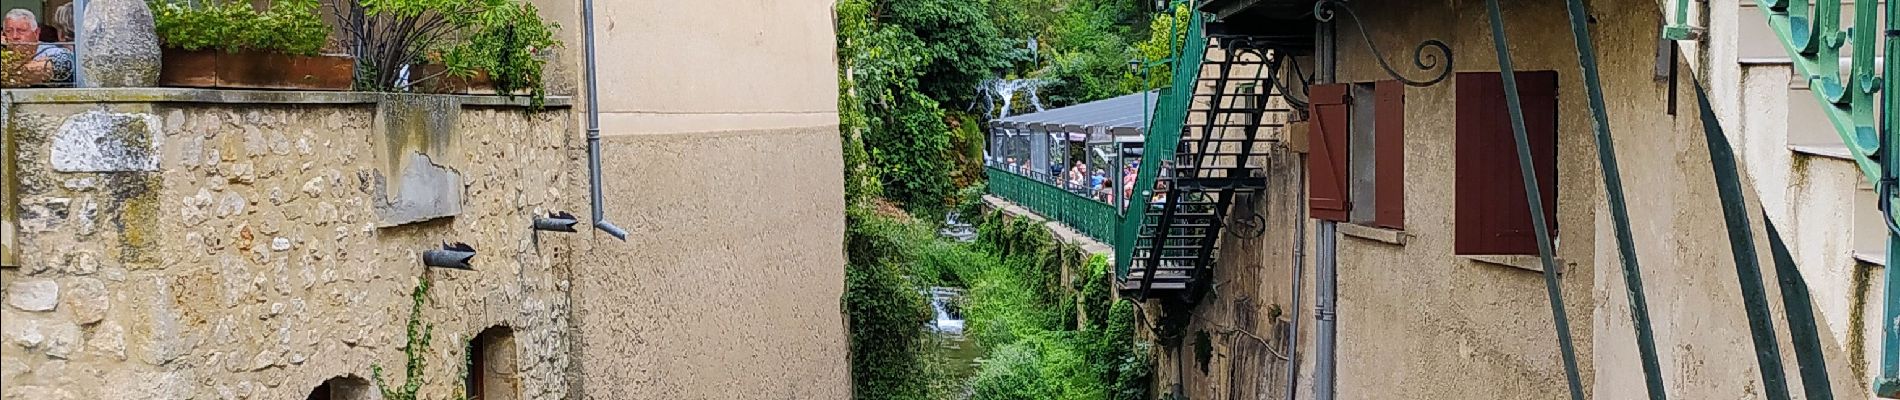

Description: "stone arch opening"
307 375 371 400
466 325 520 400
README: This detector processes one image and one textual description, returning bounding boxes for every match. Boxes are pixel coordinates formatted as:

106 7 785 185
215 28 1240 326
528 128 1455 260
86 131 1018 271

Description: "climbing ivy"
371 277 466 400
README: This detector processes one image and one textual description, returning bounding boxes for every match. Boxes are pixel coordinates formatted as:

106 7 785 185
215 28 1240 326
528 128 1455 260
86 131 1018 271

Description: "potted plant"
151 0 354 91
333 0 559 105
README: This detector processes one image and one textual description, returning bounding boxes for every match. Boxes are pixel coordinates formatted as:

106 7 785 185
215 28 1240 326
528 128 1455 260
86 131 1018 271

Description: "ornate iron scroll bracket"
1314 0 1454 87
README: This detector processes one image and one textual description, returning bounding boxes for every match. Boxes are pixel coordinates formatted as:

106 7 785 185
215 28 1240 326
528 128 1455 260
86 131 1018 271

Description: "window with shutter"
1373 80 1406 230
1309 84 1351 222
1455 71 1560 255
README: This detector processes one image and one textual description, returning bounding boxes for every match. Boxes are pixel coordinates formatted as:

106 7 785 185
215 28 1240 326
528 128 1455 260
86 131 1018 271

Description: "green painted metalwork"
1663 0 1696 40
1561 0 1667 396
1758 0 1880 182
1693 81 1795 400
1750 0 1900 395
1880 1 1900 395
1481 0 1584 398
985 167 1120 246
1764 218 1837 400
1116 6 1209 280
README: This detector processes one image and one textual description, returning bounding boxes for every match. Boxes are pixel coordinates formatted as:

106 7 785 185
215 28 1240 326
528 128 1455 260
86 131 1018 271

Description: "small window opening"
307 375 371 400
466 326 520 400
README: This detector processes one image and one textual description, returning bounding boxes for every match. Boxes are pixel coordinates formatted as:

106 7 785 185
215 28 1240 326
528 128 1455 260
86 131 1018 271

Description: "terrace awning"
991 90 1158 141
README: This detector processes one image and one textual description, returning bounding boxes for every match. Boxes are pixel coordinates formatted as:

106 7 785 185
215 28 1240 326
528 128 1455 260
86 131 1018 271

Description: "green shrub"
845 258 935 399
150 0 330 55
439 1 560 105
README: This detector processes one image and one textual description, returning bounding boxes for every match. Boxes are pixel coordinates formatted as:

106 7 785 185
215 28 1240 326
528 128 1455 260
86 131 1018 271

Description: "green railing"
985 166 1120 246
1749 0 1900 396
985 2 1209 281
1114 7 1209 279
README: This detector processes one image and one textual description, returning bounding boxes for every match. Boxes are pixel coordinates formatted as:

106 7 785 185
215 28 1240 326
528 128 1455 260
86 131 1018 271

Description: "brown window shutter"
1373 80 1405 230
1455 71 1559 255
1309 83 1351 222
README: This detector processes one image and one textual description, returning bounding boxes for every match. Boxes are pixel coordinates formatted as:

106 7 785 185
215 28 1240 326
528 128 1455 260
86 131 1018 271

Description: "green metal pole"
1692 82 1793 400
1876 2 1900 397
1566 0 1667 396
1764 219 1836 400
1481 1 1584 398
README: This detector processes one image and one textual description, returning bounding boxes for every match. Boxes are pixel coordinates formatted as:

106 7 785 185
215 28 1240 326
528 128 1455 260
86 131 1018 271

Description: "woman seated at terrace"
1066 161 1087 190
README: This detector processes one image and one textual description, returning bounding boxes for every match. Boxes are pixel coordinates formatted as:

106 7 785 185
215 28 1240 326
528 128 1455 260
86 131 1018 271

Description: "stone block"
371 95 466 226
8 279 59 312
78 0 161 87
50 111 163 172
61 277 109 324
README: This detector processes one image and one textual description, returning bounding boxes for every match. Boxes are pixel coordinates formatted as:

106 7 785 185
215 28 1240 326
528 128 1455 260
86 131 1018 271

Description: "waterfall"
924 287 967 336
977 78 1048 119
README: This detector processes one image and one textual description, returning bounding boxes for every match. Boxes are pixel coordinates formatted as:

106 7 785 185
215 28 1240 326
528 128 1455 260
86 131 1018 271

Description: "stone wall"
0 89 583 400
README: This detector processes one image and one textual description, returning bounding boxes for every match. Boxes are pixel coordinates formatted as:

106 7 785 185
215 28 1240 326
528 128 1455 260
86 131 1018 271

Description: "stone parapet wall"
0 89 582 400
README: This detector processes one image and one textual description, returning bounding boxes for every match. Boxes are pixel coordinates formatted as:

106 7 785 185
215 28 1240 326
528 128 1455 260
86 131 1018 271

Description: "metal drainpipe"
1283 146 1306 400
1312 14 1339 400
581 0 628 240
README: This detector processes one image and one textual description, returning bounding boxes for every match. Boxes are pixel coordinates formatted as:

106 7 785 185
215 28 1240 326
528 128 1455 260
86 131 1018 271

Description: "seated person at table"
2 9 73 85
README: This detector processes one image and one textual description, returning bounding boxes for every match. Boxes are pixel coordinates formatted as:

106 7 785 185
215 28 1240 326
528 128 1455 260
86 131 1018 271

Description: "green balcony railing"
1114 7 1208 279
985 166 1121 246
985 1 1211 284
1749 0 1900 396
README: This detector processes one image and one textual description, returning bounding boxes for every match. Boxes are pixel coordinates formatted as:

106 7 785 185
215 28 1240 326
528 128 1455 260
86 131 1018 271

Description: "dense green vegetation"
845 200 1152 399
837 0 1184 397
836 0 1173 213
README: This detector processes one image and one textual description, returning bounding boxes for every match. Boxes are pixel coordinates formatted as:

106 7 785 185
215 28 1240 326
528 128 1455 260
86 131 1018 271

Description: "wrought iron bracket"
1313 0 1454 87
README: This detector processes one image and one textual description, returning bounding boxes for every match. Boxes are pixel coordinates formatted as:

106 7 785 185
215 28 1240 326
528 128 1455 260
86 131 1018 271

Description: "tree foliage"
882 0 1021 107
150 0 331 55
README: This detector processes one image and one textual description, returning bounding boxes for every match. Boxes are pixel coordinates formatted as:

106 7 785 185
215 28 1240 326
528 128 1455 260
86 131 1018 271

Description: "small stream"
925 287 983 398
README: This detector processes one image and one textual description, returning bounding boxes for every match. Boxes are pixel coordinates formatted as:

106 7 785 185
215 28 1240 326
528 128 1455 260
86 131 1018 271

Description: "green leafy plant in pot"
150 0 355 90
330 0 560 106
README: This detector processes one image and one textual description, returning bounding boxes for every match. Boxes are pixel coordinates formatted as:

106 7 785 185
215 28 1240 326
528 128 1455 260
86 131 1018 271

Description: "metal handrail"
1116 4 1208 280
985 166 1121 246
1748 0 1900 395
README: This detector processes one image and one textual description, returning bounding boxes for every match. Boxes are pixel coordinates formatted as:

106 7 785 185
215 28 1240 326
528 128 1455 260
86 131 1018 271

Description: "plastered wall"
1179 0 1870 398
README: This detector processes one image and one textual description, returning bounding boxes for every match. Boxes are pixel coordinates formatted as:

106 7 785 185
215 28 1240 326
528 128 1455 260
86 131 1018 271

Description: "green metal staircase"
1117 10 1285 301
1733 0 1900 396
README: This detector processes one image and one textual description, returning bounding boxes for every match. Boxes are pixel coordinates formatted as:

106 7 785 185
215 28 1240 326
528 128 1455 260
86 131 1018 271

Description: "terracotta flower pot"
158 48 355 91
410 65 494 95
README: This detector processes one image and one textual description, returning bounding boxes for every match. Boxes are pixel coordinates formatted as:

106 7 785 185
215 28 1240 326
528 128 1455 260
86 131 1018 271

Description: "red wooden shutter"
1373 80 1405 230
1309 84 1351 222
1455 71 1559 255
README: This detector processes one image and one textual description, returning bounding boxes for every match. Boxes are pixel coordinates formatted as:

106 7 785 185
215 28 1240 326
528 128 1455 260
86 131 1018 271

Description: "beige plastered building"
0 1 848 399
988 0 1891 398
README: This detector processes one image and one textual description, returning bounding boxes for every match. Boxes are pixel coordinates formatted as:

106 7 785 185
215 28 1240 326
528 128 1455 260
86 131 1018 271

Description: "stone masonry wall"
0 90 583 400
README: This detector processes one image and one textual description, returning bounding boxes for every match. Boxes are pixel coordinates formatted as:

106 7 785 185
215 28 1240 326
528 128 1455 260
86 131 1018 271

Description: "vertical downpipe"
1283 148 1306 400
1312 14 1339 400
581 0 628 240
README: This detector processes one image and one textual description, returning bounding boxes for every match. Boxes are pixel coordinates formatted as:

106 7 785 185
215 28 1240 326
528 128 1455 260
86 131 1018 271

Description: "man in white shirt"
3 9 75 85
